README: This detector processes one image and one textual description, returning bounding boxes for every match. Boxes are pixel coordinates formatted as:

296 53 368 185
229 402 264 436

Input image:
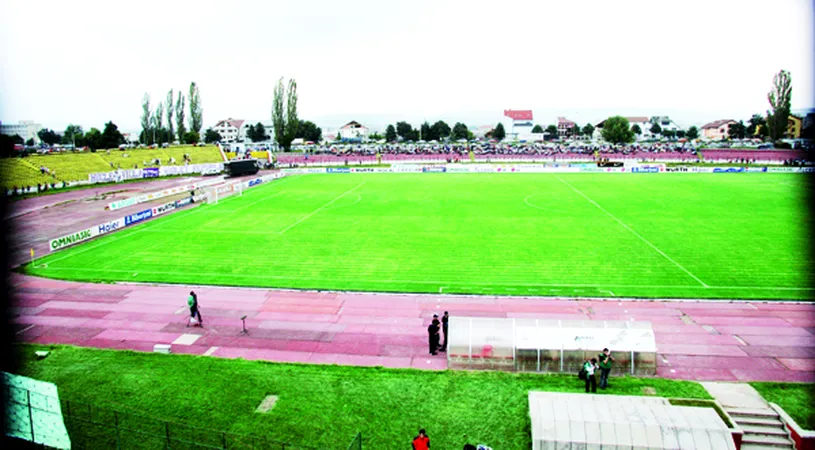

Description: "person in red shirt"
412 428 430 450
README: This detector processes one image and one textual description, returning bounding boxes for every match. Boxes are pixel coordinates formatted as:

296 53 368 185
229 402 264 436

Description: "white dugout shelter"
447 317 657 375
529 392 737 449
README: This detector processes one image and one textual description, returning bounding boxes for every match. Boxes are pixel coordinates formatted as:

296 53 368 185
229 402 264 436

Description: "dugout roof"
528 392 737 450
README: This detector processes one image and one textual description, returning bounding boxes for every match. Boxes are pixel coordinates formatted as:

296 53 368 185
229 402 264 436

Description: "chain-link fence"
61 399 322 450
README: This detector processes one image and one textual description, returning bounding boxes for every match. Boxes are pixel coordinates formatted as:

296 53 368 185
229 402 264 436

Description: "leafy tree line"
140 82 203 146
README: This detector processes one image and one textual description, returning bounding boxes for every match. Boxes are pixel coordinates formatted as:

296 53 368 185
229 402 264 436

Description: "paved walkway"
702 382 771 409
10 273 815 381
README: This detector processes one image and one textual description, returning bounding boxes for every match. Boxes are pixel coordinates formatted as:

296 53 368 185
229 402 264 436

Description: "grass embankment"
16 344 711 449
750 382 815 430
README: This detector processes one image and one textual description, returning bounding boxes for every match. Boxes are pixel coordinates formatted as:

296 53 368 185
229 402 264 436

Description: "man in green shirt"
598 348 614 389
187 291 202 327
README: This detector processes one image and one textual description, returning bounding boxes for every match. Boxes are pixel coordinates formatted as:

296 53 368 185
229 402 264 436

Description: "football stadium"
2 2 815 448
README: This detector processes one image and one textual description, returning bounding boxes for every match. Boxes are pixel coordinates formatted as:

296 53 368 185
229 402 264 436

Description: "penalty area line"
277 181 366 234
555 175 710 288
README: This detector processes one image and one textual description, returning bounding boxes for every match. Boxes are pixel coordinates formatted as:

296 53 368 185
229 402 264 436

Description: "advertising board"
49 229 93 251
142 168 159 178
422 166 447 173
151 201 177 216
125 209 153 226
713 167 745 173
327 167 350 173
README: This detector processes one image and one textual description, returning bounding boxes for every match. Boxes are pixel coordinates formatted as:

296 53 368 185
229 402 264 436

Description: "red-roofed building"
504 110 533 121
338 121 369 141
557 117 577 137
503 109 537 141
213 118 248 143
701 119 737 140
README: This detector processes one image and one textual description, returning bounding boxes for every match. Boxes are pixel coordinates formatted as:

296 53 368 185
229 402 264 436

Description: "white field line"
43 178 282 266
35 267 815 291
554 175 710 288
229 189 287 214
277 181 366 234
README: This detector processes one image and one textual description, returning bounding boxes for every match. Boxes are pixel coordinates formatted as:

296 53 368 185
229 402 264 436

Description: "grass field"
26 173 813 300
16 344 712 449
750 382 815 430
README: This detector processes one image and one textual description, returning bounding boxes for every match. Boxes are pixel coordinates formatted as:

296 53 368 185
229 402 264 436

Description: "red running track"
10 273 815 381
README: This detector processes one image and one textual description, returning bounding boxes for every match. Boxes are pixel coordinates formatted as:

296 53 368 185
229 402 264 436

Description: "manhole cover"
255 395 278 413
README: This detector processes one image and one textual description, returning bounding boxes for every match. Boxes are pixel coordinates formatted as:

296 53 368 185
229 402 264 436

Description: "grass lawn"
25 173 813 300
16 344 712 449
750 382 815 430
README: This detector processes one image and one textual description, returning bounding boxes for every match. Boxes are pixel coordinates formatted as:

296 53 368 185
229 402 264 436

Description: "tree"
101 121 125 149
686 126 699 140
544 125 558 137
204 128 222 144
420 122 433 141
84 128 103 150
296 120 322 143
631 124 642 135
25 138 34 146
431 120 451 140
451 122 470 141
766 70 792 141
37 128 60 145
663 129 676 140
746 114 768 138
140 93 151 144
247 122 269 142
676 130 686 139
570 125 581 137
728 121 746 140
1 134 23 157
650 123 662 135
166 90 175 144
385 124 397 142
272 77 299 151
175 93 186 144
184 131 200 144
582 123 595 137
601 116 635 144
62 124 84 147
154 102 164 143
492 123 506 141
532 124 544 133
188 82 203 136
395 122 414 140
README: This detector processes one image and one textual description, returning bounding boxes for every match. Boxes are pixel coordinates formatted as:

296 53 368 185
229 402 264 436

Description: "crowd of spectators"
292 142 700 157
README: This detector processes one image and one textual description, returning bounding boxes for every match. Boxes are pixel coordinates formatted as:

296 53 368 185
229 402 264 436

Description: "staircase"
727 407 795 450
702 382 797 450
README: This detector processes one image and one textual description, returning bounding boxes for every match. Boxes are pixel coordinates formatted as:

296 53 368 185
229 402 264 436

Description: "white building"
650 116 682 133
0 120 42 144
212 118 247 143
338 121 369 140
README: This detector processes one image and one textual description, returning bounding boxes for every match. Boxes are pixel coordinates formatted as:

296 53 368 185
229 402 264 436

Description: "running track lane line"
277 181 366 234
554 175 710 288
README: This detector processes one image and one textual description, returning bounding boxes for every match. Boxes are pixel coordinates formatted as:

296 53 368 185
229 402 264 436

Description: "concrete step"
740 444 795 450
727 408 780 418
735 416 786 427
742 434 795 448
740 424 789 437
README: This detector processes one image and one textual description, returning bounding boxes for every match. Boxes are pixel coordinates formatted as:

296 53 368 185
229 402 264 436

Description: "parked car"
757 143 773 149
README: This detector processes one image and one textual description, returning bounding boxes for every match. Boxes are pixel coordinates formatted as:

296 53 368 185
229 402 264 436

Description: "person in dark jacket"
427 319 440 355
440 311 449 352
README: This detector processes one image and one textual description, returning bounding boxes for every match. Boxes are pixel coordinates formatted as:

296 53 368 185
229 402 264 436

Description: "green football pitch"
27 173 813 300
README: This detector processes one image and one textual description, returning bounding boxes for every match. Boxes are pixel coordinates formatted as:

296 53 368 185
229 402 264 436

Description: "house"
649 116 682 133
557 117 577 138
701 119 737 140
786 115 802 139
212 118 247 143
338 121 369 141
504 109 535 140
623 116 651 138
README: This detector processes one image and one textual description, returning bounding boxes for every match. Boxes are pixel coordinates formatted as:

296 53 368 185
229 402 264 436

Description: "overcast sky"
1 0 813 133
